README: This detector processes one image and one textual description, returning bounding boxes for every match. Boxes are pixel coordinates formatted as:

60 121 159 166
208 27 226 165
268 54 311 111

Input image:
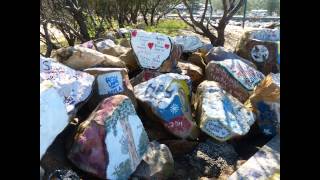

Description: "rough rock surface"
100 44 130 57
40 56 94 114
177 60 204 91
40 81 69 159
132 141 174 179
75 40 96 50
53 46 126 70
134 73 199 139
119 48 140 74
188 140 239 178
235 29 280 75
68 95 149 180
187 52 207 71
130 69 162 87
206 59 265 103
194 81 255 141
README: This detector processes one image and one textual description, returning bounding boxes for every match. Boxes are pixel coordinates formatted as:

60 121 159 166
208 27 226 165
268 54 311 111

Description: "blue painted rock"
134 73 199 139
40 56 94 115
236 29 280 75
83 67 137 109
204 46 256 69
173 35 203 53
53 46 126 70
194 81 255 141
206 59 265 103
245 73 280 136
68 95 149 179
40 81 69 159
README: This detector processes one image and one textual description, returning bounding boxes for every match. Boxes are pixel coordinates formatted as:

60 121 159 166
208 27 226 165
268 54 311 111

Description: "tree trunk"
73 12 91 41
42 22 53 57
142 13 148 25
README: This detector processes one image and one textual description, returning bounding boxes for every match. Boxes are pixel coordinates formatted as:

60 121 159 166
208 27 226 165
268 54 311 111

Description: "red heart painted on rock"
164 44 170 49
147 42 154 49
131 30 137 37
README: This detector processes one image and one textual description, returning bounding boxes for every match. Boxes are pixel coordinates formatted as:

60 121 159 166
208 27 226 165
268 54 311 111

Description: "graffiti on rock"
251 45 269 63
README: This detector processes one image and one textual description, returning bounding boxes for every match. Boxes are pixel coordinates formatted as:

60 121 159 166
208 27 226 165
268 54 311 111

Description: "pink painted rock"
83 67 137 109
194 81 255 141
134 73 199 139
206 59 265 103
68 95 149 179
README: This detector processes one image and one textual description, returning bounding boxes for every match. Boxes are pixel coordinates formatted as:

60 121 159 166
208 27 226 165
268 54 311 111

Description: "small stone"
132 141 174 179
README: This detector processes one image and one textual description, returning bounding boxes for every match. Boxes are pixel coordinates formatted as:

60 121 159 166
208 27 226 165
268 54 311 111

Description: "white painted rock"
134 73 199 139
194 81 255 141
173 35 203 52
40 81 69 159
40 56 94 114
249 28 280 42
68 95 149 179
96 39 116 51
130 29 172 69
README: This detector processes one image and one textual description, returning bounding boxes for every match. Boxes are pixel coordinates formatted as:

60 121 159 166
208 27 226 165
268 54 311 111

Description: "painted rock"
130 69 162 87
130 29 172 70
188 139 238 177
40 81 69 159
119 48 140 74
75 40 96 50
204 46 256 69
53 46 126 70
134 73 199 139
206 59 265 103
198 43 214 56
83 67 137 110
132 141 174 179
245 73 280 136
173 35 203 52
159 43 182 73
117 28 130 38
194 81 255 141
177 60 204 92
235 28 280 75
96 39 116 50
68 95 149 180
40 56 94 114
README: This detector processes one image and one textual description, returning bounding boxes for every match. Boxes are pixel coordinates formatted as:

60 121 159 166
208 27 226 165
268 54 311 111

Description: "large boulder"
83 67 137 110
245 73 280 136
40 81 69 159
68 95 149 180
177 60 204 92
194 81 255 141
173 35 204 53
53 46 126 70
206 59 265 103
119 49 140 74
134 73 199 139
188 140 239 178
130 29 173 70
204 46 256 69
235 28 280 75
40 56 94 114
132 141 174 179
